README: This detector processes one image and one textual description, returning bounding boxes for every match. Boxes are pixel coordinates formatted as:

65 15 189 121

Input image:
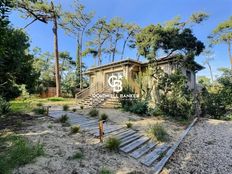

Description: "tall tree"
210 16 232 70
202 49 214 82
14 0 62 96
121 23 140 60
87 18 110 65
60 0 93 90
108 17 124 62
0 1 38 100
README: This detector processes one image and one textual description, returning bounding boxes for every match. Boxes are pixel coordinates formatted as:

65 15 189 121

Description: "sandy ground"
13 116 154 174
77 108 185 145
162 118 232 174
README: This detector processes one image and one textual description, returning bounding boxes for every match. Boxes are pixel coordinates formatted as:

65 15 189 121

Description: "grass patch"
99 113 108 121
105 136 120 151
88 108 99 117
59 114 69 123
69 151 84 160
148 123 169 142
47 97 65 101
70 126 80 134
63 104 69 111
33 107 47 115
0 134 44 174
99 168 113 174
72 108 77 112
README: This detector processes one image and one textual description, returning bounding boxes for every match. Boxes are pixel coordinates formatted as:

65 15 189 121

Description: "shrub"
126 122 133 128
0 96 10 115
105 136 121 151
59 114 69 123
48 97 64 101
80 105 84 110
224 113 232 121
69 151 84 160
99 113 108 121
70 126 80 134
36 103 43 107
63 104 69 111
33 107 46 115
148 124 169 142
149 107 163 116
72 108 77 112
130 100 148 115
88 108 99 117
0 134 44 174
99 168 113 174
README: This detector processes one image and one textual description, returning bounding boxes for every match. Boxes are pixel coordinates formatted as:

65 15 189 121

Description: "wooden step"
117 130 137 140
130 140 157 159
140 144 169 167
120 134 142 147
120 136 150 153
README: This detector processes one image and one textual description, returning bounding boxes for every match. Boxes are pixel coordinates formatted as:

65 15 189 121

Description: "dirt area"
77 108 186 145
0 115 154 174
162 118 232 174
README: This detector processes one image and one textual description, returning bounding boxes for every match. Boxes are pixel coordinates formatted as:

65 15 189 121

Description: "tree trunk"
228 41 232 70
79 30 84 90
76 34 81 89
52 2 61 97
207 63 214 82
112 39 118 62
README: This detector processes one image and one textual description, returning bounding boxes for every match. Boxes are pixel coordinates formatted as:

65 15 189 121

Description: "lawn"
10 97 76 113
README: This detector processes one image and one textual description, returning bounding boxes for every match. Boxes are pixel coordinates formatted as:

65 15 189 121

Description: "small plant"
0 96 10 115
63 104 69 111
224 113 232 121
70 126 80 134
59 114 69 123
36 103 43 107
69 151 84 160
150 107 163 116
126 122 133 128
72 108 77 112
105 136 120 151
88 108 99 117
99 167 113 174
99 113 108 121
148 124 169 142
33 107 46 115
48 124 52 129
80 105 84 110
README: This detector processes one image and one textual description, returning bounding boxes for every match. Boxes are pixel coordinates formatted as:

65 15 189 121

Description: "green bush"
33 107 46 115
88 108 99 117
129 100 148 115
72 108 77 112
126 122 133 128
0 134 44 174
59 114 69 123
105 136 121 151
149 107 163 116
148 124 169 142
0 96 10 115
70 126 80 134
63 104 69 111
99 113 108 121
47 97 64 101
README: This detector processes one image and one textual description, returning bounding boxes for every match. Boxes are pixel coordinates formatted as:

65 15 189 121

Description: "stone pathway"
49 109 171 173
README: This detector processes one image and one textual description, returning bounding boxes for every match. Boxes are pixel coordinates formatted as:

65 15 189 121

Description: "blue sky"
9 0 232 78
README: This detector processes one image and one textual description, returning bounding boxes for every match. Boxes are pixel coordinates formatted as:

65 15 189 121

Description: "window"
186 70 191 81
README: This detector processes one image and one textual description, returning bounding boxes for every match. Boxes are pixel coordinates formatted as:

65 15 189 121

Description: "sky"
9 0 232 78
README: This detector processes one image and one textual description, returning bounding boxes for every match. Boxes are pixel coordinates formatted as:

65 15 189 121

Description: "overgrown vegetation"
99 168 113 174
148 124 169 142
105 136 121 151
70 126 80 134
69 151 84 160
0 134 44 174
33 107 47 115
126 122 133 128
88 108 99 117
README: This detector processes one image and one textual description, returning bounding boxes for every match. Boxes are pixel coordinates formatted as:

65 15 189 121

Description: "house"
76 56 204 108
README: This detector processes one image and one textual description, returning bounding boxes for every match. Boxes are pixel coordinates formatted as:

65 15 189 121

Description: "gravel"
162 118 232 174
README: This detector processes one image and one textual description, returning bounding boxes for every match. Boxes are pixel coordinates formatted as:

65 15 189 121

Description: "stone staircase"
49 110 172 173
